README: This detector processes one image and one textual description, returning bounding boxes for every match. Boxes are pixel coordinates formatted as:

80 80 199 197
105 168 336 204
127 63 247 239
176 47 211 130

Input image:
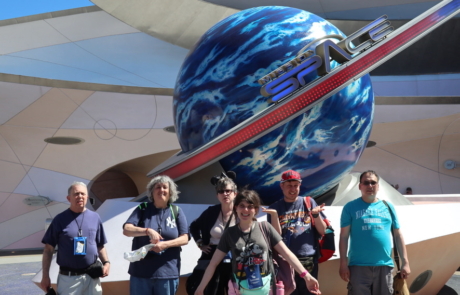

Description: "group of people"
40 169 410 295
390 183 414 195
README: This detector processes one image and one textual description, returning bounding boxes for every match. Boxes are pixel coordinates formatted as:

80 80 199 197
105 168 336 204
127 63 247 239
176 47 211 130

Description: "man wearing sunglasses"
339 170 411 295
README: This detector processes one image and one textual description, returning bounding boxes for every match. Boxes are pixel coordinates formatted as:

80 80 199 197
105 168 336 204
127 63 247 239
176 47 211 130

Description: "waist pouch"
298 256 315 273
233 273 271 295
85 260 104 279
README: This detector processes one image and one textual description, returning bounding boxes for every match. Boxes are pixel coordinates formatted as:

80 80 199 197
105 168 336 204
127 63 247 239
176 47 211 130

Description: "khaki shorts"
57 273 102 295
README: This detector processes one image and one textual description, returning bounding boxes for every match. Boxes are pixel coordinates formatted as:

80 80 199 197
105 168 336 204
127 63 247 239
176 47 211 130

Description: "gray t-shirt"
218 221 282 280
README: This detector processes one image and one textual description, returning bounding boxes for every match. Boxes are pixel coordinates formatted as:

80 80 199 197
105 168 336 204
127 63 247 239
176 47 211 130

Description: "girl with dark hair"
195 190 321 295
187 172 237 295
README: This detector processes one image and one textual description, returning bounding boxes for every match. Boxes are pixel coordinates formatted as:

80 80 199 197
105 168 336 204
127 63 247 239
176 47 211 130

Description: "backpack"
304 197 336 263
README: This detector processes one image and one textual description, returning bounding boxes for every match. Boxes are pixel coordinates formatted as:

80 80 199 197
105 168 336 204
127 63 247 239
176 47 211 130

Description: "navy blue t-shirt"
268 197 325 257
42 209 107 269
124 203 189 279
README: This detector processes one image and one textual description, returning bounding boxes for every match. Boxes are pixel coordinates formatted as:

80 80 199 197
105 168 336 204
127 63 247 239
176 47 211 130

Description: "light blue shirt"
340 198 399 266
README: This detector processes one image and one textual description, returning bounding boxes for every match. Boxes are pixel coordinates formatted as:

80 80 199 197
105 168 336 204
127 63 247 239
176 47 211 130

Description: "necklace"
221 208 233 227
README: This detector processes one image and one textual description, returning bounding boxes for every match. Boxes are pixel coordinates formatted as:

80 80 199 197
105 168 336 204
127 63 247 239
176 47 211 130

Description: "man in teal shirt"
339 170 410 295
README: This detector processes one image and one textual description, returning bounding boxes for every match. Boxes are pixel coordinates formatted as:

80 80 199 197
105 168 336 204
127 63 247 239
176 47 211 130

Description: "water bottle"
276 280 284 295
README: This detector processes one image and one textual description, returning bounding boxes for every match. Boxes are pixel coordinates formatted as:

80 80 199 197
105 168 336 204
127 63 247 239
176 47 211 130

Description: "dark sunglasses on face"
362 181 378 186
218 189 233 194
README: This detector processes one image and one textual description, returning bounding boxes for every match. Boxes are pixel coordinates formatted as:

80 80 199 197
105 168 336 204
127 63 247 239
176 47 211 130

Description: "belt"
59 269 86 276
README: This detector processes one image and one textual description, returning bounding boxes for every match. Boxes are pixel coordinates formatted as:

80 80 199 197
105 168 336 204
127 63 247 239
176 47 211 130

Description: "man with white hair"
41 181 110 294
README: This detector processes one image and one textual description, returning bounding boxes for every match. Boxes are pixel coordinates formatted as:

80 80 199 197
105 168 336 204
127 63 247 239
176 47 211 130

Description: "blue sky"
0 0 94 20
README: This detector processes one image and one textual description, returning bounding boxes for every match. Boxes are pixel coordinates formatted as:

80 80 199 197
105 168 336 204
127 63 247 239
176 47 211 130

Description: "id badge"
244 265 263 289
223 251 232 263
74 237 87 255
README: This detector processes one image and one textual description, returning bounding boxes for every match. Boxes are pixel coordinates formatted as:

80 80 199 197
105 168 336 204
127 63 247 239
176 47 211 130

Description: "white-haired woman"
123 175 189 295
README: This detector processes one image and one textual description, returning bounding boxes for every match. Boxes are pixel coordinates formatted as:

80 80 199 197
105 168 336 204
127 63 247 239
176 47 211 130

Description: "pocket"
88 229 97 245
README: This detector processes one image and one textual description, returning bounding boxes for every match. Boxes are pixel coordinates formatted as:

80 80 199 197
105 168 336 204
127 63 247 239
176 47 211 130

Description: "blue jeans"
130 276 179 295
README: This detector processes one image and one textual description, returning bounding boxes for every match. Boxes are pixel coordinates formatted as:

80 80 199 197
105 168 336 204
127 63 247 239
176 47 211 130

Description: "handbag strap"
224 212 234 230
382 200 401 271
258 222 277 292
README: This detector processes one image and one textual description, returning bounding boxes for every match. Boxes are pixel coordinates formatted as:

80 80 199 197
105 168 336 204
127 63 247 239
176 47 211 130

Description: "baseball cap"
281 170 302 182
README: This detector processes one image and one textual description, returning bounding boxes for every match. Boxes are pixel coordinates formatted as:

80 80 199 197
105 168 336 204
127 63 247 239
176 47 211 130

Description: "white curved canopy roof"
0 0 459 253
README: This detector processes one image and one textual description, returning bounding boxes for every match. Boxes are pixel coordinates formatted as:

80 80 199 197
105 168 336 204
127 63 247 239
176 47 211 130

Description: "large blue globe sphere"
173 6 374 204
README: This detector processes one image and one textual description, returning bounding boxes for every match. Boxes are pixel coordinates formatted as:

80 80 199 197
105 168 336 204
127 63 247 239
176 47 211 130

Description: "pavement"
0 254 42 295
0 254 459 295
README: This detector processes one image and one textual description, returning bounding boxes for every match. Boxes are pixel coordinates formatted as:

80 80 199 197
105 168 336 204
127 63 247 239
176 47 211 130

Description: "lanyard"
237 222 254 283
73 211 85 237
239 222 253 249
156 206 168 235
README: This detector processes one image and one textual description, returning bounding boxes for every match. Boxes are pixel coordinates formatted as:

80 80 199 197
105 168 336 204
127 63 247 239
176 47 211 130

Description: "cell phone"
46 287 57 295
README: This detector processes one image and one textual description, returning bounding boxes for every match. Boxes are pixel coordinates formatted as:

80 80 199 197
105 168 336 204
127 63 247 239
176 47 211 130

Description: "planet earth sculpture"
173 6 374 204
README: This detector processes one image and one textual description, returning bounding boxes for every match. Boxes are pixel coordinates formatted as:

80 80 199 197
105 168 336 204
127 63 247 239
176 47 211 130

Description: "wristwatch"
312 213 319 218
196 240 203 248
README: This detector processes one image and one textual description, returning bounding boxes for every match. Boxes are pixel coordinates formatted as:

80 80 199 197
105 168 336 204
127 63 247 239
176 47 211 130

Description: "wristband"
311 213 319 218
103 261 110 265
300 270 309 278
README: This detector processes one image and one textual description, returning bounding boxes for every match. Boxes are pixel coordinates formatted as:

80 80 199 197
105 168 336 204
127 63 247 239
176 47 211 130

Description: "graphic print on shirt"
279 208 312 238
235 242 267 279
355 208 391 231
166 216 176 229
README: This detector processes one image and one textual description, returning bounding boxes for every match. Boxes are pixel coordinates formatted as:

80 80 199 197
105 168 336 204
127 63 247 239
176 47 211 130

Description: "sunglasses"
362 181 378 186
218 189 234 194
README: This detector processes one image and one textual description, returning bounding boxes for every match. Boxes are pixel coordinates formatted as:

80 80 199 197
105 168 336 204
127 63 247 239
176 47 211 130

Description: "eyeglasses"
238 204 255 210
362 181 378 186
218 189 233 194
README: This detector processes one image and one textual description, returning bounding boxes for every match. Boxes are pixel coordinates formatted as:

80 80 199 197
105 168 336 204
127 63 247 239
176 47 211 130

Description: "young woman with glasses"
195 189 321 295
